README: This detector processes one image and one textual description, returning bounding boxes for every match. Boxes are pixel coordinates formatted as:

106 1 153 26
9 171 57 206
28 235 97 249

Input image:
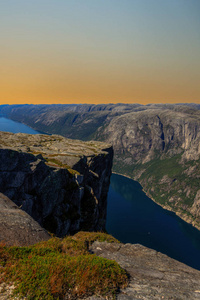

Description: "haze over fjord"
0 0 200 105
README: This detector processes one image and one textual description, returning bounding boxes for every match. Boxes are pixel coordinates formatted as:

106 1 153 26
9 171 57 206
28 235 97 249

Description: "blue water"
0 117 40 134
1 117 200 270
106 174 200 270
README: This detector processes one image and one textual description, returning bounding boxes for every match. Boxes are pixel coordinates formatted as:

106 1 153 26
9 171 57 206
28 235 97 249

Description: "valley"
1 103 200 230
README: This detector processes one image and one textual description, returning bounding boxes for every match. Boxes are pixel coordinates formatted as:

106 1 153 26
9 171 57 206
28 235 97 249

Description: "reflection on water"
106 173 200 271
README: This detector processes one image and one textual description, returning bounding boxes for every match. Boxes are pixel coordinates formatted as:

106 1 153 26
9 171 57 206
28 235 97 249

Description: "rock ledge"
88 241 200 300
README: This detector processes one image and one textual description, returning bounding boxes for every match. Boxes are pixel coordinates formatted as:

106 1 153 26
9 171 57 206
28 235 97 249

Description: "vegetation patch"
43 157 80 175
113 153 200 226
0 233 128 299
136 154 199 206
73 231 120 245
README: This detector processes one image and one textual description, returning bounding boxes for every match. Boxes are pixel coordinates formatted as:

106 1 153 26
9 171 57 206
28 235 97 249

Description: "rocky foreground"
0 131 113 237
88 241 200 300
1 237 200 299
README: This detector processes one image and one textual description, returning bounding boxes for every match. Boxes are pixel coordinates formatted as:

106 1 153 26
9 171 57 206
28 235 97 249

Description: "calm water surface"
106 174 200 270
0 117 40 134
1 117 200 270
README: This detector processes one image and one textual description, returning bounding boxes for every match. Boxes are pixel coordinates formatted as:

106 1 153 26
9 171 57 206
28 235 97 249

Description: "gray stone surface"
88 241 200 300
0 192 50 246
101 107 200 162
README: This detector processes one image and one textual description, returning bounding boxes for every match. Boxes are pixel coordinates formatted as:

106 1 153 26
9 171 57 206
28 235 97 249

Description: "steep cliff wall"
98 108 200 229
98 108 200 162
0 131 113 237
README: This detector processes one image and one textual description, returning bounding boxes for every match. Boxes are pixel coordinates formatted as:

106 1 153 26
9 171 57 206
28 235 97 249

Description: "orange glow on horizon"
1 1 199 106
1 63 199 105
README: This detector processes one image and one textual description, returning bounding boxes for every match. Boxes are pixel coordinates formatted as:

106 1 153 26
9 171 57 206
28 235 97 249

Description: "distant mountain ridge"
1 103 199 140
1 103 200 229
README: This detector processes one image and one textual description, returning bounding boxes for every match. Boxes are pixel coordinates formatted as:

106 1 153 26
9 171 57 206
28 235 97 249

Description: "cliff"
100 107 200 162
0 131 113 237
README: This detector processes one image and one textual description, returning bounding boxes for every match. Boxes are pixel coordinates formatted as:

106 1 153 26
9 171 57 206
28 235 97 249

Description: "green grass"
135 154 200 208
29 152 81 175
44 157 80 175
139 153 184 181
112 157 136 178
0 232 128 299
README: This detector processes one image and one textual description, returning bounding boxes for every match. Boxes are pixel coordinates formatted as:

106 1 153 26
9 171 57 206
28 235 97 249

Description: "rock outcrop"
88 241 200 300
1 238 200 299
0 193 50 246
0 131 113 237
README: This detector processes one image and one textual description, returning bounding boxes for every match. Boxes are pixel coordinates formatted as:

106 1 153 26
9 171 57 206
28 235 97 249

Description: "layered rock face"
99 108 200 162
0 132 113 237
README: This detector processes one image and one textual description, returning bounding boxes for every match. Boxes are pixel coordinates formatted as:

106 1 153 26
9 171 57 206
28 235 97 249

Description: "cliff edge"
0 131 113 237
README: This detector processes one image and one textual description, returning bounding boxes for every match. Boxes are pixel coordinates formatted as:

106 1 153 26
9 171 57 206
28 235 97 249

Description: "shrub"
0 233 128 299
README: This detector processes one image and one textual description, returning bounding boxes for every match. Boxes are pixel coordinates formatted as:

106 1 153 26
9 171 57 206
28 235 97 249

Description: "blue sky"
0 0 200 104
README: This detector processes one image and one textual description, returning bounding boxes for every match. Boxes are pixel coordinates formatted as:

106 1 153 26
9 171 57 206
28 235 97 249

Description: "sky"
0 0 200 105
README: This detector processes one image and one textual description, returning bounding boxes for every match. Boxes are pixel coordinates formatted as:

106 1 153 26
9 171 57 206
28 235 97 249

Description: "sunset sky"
0 0 200 105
